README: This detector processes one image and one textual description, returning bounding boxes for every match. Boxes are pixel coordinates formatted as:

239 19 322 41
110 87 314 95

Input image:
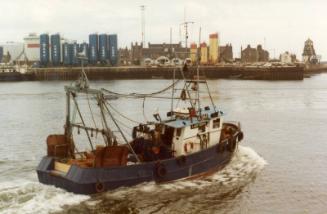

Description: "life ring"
154 162 167 178
176 155 186 166
184 142 194 153
237 131 244 142
95 182 105 193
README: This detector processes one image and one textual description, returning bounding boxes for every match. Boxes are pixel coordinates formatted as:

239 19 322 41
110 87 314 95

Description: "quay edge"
3 66 304 81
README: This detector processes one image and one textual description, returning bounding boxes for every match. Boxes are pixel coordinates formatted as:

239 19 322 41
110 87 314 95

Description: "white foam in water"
170 145 267 190
209 145 267 186
91 145 267 213
101 145 267 201
0 181 89 214
0 146 266 213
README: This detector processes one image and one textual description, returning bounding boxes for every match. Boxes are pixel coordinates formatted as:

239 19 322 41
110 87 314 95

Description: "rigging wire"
142 97 148 123
71 95 94 151
114 125 133 138
103 100 140 163
101 79 181 98
70 99 80 154
109 113 134 130
106 101 142 124
86 93 98 136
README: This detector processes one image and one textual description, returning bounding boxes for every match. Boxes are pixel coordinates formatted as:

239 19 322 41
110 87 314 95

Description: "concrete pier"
27 65 304 81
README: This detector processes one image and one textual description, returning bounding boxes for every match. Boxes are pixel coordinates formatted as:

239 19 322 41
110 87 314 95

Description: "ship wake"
0 180 89 214
64 145 267 214
0 146 265 214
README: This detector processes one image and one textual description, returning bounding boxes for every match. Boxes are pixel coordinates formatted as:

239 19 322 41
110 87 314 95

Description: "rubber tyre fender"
154 162 167 178
95 182 105 193
237 131 244 142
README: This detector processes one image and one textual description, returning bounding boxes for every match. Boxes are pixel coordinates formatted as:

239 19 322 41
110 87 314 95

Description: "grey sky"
0 0 326 59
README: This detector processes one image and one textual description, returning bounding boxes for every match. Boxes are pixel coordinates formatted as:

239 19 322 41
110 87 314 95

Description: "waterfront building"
131 42 189 65
108 34 118 66
200 42 208 65
209 33 219 64
62 42 73 66
72 42 80 65
241 45 258 63
99 34 108 64
89 34 98 65
131 42 143 65
190 43 197 64
142 43 181 59
257 45 269 62
241 44 269 63
79 42 89 64
51 34 61 66
219 44 233 62
280 51 297 64
23 33 40 62
118 47 131 65
40 34 50 66
302 38 319 64
0 46 3 63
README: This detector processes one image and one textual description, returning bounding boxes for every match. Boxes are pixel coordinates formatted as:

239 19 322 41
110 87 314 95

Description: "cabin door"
163 126 174 146
198 133 209 149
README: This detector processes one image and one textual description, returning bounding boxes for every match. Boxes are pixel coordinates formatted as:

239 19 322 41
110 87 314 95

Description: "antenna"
170 27 172 58
140 5 146 48
180 21 194 50
180 20 194 61
198 27 202 63
180 7 194 50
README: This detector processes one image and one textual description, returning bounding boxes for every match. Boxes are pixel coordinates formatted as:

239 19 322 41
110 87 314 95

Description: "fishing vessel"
37 60 244 195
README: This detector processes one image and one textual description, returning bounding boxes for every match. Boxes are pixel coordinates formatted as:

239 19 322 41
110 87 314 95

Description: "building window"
213 118 220 129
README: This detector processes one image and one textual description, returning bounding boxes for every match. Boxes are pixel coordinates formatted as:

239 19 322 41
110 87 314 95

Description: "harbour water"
1 73 327 213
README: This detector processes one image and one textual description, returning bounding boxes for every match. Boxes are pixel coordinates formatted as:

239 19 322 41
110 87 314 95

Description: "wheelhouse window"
213 118 220 129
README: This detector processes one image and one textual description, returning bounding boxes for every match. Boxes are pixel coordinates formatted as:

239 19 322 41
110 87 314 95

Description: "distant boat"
37 62 244 194
0 64 23 81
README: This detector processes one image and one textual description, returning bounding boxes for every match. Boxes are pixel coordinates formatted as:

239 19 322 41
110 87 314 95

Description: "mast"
180 21 194 56
140 5 146 48
197 27 201 114
98 93 113 146
65 89 71 137
64 52 141 159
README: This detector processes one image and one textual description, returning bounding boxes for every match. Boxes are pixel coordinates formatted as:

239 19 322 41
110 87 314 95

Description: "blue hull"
37 141 237 195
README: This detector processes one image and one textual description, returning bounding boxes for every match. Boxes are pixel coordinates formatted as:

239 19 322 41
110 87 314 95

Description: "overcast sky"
0 0 326 60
